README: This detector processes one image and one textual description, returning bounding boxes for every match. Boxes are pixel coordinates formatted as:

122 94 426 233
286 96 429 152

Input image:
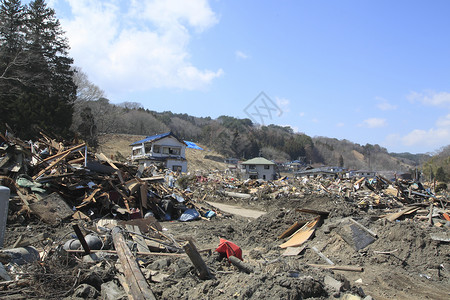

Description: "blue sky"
42 0 450 154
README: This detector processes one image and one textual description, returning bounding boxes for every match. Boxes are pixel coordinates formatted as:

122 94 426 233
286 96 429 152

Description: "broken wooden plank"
37 143 86 165
72 224 90 255
126 225 150 254
183 240 212 280
278 221 307 239
111 227 157 300
13 233 49 248
385 206 420 222
140 182 148 209
76 187 102 209
32 151 71 180
279 216 320 249
282 245 307 257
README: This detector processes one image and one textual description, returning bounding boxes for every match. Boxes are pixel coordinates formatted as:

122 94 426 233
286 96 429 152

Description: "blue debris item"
178 209 200 222
205 210 216 219
184 141 203 150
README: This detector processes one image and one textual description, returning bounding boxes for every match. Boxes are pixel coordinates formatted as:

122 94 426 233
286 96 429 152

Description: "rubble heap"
0 133 449 300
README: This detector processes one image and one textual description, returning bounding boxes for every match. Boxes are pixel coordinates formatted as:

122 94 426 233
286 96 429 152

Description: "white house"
241 157 276 180
130 132 187 172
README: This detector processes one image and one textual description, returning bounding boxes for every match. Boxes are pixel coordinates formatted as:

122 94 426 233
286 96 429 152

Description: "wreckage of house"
130 132 187 172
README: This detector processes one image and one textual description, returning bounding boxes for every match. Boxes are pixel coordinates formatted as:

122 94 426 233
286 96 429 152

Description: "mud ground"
2 193 450 300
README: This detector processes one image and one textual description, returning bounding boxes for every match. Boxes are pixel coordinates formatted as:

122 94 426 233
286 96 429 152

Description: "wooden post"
183 240 212 280
72 224 90 255
111 227 156 300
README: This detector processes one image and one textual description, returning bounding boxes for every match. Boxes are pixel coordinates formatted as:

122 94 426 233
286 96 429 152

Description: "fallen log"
229 255 253 273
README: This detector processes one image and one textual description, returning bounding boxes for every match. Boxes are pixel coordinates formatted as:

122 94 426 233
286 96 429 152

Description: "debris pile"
0 133 449 299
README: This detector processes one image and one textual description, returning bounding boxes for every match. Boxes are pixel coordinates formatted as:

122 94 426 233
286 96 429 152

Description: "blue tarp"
184 141 203 150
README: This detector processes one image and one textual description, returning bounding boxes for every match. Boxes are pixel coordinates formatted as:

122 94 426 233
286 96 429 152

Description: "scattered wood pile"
0 133 449 299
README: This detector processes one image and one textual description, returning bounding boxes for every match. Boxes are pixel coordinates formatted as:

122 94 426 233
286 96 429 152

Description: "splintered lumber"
140 182 148 209
229 255 253 273
308 264 364 272
126 225 150 253
278 221 307 239
279 216 321 249
32 151 71 180
111 227 156 300
183 240 212 279
385 206 420 222
37 143 86 165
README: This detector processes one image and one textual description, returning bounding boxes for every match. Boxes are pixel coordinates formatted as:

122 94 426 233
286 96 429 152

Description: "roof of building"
241 157 275 165
130 132 186 146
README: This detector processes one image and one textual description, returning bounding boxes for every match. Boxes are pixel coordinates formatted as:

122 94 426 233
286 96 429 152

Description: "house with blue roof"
130 132 187 172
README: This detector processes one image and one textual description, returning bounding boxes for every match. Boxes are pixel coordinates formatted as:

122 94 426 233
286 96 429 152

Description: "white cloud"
299 112 305 117
407 90 450 107
359 118 387 128
402 128 450 147
235 50 249 59
336 122 345 127
58 0 223 95
276 97 290 114
375 96 397 111
384 113 450 152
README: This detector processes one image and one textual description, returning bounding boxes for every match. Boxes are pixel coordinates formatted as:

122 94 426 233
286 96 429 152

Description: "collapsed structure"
0 132 448 299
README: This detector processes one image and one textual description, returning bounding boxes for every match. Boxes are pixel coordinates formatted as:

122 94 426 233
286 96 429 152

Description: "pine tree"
0 0 26 128
0 0 76 138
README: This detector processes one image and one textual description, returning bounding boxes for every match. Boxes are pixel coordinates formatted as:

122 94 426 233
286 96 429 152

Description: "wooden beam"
183 240 212 280
111 227 156 300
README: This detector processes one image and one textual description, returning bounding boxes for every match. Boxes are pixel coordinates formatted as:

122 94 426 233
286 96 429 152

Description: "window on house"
264 165 270 169
153 145 161 153
249 164 256 169
133 149 142 156
144 144 152 154
169 147 180 155
172 165 182 172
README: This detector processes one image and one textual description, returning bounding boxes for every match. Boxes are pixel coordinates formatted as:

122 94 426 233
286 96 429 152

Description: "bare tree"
72 66 106 102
